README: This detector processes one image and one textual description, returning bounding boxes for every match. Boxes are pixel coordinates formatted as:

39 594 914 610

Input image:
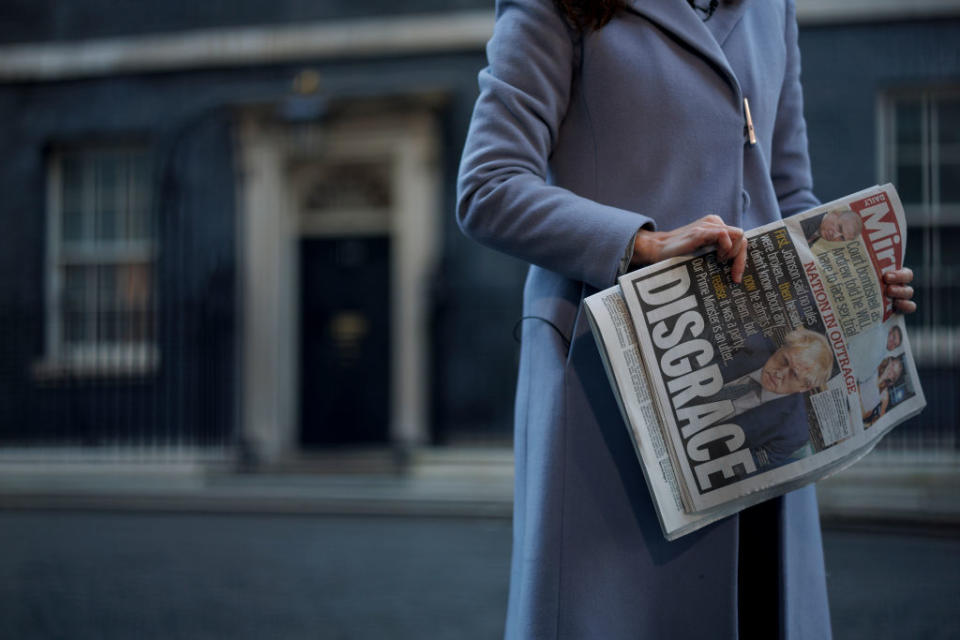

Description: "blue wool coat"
457 0 832 638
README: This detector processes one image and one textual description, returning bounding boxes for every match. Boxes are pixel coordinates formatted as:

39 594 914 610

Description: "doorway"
299 236 391 446
238 109 439 460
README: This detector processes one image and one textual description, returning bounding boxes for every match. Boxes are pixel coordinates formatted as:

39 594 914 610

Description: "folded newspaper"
585 184 926 540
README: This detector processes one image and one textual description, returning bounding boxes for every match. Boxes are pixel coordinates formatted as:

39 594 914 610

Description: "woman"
456 1 916 637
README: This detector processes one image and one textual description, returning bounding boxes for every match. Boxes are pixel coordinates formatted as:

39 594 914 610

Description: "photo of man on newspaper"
860 354 914 427
801 207 864 251
887 325 903 351
849 315 915 427
708 328 832 471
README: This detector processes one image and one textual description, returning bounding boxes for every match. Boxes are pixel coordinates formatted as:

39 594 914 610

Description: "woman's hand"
884 268 916 314
631 215 748 283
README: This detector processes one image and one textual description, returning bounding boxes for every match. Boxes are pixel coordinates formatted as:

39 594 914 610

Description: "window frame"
38 145 159 378
878 85 960 367
878 85 960 226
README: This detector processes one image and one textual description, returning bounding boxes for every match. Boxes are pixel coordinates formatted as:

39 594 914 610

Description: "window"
883 89 960 218
880 88 960 348
879 88 960 457
43 146 157 374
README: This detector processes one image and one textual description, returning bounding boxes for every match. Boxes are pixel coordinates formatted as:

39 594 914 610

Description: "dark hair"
877 355 905 389
888 325 903 348
554 0 626 30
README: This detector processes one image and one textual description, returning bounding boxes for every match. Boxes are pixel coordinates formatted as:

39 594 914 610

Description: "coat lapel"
705 0 749 47
622 0 749 97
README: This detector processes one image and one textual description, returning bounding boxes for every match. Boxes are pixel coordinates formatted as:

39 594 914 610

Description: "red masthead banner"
849 190 903 321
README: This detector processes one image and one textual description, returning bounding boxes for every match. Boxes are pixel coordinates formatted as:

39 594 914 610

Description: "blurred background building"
1 2 959 639
0 0 957 469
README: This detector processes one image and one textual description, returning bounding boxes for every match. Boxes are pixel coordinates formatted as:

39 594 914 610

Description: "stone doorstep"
0 446 515 518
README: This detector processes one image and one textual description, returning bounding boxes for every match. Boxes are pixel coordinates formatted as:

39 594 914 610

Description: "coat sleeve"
769 0 820 217
456 0 655 290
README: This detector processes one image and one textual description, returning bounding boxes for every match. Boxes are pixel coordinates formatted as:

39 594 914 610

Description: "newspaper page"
783 187 924 440
585 288 808 539
615 184 926 515
584 288 728 538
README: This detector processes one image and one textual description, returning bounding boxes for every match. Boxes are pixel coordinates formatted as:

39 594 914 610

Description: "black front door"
299 236 390 446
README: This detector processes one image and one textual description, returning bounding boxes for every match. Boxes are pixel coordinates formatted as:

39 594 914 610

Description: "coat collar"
623 0 750 98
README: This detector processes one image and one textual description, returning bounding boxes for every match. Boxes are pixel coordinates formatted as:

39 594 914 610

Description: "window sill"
31 349 160 381
910 327 960 368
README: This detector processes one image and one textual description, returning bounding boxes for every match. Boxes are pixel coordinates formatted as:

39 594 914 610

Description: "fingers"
893 298 917 314
703 220 746 283
661 219 731 258
730 234 748 284
697 215 740 261
883 268 916 314
701 217 745 279
886 284 914 299
716 227 733 259
884 268 914 285
655 216 745 270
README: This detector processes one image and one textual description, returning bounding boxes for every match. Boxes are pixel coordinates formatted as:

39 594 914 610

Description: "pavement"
0 511 514 640
1 447 959 639
1 510 958 640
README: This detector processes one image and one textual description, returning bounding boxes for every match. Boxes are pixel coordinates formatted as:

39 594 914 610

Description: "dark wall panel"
799 19 960 202
0 0 493 45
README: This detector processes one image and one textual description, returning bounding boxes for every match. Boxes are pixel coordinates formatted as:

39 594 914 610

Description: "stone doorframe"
236 107 440 463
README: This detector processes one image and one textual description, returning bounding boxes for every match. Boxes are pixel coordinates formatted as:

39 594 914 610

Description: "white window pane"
62 265 88 312
896 163 923 204
939 163 960 204
61 155 83 191
118 263 152 309
98 207 120 241
895 100 923 147
97 264 118 311
126 205 150 241
63 311 87 344
60 155 87 242
120 263 154 342
937 98 960 146
904 228 960 329
95 265 121 343
61 207 85 243
62 265 93 344
94 155 121 241
125 154 152 241
98 310 118 343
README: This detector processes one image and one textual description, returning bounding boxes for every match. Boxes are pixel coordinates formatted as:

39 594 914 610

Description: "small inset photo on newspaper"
849 316 917 428
799 206 864 253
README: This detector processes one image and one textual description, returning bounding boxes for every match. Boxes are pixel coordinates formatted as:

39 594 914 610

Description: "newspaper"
585 184 926 540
